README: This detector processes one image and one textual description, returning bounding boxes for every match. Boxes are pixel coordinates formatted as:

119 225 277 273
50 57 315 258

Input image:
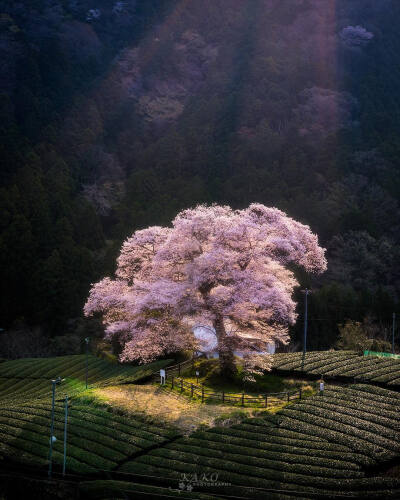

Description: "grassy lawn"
93 384 256 434
81 358 316 434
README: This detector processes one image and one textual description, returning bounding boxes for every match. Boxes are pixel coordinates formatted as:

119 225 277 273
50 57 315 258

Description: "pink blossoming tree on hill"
84 204 327 378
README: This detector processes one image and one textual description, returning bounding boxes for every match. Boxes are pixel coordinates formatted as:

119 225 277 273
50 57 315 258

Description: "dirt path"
94 384 255 433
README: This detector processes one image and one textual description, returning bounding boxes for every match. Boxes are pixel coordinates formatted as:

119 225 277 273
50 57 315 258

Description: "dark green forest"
1 0 400 356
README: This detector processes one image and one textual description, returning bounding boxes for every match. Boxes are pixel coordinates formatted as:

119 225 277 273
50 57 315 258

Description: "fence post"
191 383 194 398
201 385 204 403
222 391 225 403
241 393 245 406
299 388 302 400
265 395 268 408
180 379 183 393
171 376 174 390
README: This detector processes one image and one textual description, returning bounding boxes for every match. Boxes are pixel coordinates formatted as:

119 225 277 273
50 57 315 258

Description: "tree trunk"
213 314 236 379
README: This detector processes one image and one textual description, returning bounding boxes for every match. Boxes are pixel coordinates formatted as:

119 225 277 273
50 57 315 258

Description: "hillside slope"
116 384 400 498
1 354 400 498
0 354 171 404
272 351 400 387
1 0 400 349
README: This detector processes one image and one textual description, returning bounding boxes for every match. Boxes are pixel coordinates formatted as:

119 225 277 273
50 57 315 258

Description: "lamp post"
85 337 90 389
62 395 68 476
301 289 311 370
393 313 396 355
48 376 64 478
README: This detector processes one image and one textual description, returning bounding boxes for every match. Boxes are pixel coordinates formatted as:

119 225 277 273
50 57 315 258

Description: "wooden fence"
153 356 302 407
162 375 302 407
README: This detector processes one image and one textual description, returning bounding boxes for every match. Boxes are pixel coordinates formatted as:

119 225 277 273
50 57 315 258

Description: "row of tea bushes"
272 351 400 386
0 399 179 474
0 355 171 405
0 355 178 475
79 480 217 499
117 384 400 498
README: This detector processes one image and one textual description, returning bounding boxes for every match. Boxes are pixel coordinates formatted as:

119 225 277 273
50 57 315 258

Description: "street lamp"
393 313 396 355
63 395 68 476
85 337 90 389
48 376 64 478
301 289 311 370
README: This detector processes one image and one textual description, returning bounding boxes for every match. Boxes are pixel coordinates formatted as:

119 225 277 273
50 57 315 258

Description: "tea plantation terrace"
272 351 400 387
1 354 400 498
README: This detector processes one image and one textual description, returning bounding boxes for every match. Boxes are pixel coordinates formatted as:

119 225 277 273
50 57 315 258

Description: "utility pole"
48 377 64 478
63 395 68 476
303 289 309 357
85 337 90 389
393 313 396 355
301 289 310 370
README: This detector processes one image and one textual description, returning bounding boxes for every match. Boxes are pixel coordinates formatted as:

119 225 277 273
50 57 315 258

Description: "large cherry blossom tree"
84 204 327 377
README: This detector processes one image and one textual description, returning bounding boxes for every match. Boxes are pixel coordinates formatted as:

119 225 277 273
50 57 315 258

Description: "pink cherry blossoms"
84 203 327 375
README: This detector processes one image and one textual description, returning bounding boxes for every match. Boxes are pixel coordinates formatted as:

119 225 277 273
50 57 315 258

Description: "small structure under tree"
84 204 327 378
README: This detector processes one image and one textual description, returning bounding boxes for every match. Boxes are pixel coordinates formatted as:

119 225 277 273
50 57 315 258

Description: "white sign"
319 382 324 392
160 369 166 385
195 371 199 377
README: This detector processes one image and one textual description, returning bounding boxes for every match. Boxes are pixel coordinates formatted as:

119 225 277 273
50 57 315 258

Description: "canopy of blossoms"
84 203 327 376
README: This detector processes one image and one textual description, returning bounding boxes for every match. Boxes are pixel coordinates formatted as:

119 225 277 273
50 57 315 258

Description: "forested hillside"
1 0 400 353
